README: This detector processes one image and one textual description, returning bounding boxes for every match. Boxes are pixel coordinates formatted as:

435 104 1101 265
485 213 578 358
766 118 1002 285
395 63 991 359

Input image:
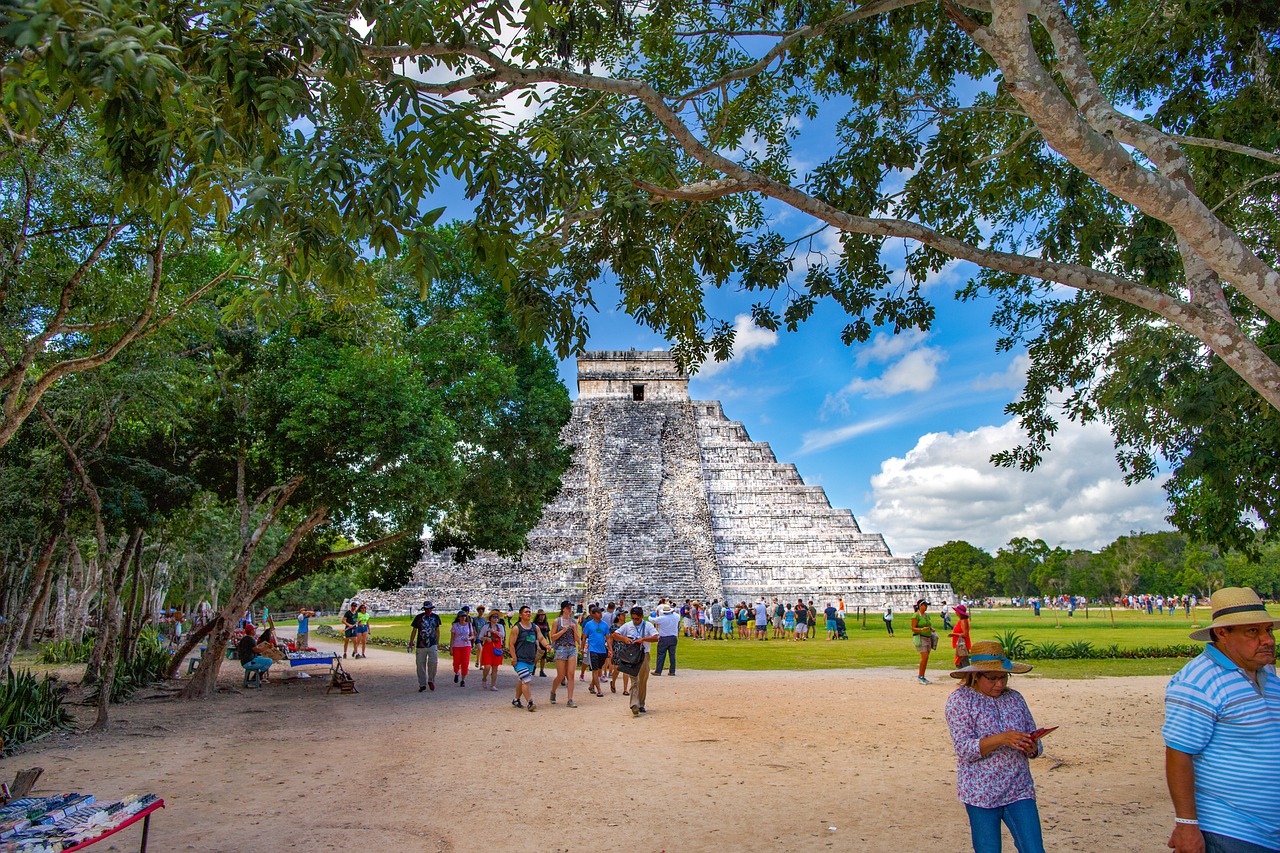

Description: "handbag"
613 636 645 676
929 630 939 651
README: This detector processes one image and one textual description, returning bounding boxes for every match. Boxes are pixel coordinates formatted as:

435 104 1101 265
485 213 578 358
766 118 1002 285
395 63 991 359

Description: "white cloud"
972 353 1031 392
825 330 946 411
798 414 910 455
695 314 778 378
862 417 1171 554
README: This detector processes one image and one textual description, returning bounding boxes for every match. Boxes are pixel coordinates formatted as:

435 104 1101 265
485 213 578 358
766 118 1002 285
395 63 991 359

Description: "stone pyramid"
356 350 951 611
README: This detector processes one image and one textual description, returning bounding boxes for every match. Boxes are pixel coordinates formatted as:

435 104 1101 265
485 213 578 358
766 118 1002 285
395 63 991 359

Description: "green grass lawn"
285 604 1257 679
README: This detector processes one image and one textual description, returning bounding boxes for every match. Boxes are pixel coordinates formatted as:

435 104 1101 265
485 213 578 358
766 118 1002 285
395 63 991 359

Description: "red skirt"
481 642 504 667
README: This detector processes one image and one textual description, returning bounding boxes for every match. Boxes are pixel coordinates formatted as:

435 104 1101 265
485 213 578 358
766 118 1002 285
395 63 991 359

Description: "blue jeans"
965 799 1045 853
1203 831 1280 853
243 656 272 675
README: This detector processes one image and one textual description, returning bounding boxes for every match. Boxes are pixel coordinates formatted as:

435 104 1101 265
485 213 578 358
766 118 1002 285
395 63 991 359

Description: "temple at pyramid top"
577 349 690 401
354 350 951 612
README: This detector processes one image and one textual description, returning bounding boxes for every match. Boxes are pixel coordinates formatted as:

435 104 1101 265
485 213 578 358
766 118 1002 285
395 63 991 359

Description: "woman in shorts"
355 603 370 658
784 604 796 638
549 600 581 707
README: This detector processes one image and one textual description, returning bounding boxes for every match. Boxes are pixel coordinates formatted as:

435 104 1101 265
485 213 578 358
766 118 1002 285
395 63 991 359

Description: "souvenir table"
275 651 338 679
0 793 162 852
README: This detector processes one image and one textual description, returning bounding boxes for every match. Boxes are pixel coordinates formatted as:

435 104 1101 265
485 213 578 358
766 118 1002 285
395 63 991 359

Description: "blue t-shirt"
582 618 611 654
297 614 310 633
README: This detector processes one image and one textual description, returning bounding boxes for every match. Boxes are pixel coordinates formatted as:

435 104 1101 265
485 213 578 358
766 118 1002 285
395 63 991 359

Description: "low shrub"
993 629 1028 659
38 638 94 664
0 668 73 755
111 629 171 702
1019 641 1200 661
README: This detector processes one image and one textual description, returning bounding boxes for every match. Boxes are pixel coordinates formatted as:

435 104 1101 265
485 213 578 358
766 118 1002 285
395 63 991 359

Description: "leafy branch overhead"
2 0 1278 549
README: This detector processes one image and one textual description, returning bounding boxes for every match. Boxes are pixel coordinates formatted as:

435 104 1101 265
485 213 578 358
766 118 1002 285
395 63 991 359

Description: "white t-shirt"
651 613 680 637
615 620 658 641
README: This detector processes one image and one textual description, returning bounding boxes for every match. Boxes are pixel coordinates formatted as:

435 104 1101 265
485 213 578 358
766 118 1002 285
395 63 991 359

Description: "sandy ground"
6 640 1174 852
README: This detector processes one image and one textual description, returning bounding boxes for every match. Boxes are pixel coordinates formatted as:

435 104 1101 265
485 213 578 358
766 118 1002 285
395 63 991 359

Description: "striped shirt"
1162 644 1280 850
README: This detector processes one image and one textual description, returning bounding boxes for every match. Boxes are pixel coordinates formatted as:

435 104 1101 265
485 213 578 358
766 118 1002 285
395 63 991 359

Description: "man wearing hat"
651 603 680 676
407 601 442 693
1164 587 1280 853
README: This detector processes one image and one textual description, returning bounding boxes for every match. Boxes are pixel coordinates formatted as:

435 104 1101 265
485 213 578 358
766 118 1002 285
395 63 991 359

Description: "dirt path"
9 641 1173 851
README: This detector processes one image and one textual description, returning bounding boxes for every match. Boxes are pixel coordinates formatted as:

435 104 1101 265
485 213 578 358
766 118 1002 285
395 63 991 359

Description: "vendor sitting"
237 623 274 684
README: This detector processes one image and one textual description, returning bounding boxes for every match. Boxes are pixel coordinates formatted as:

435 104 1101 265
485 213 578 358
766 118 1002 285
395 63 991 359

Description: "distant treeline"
919 532 1280 601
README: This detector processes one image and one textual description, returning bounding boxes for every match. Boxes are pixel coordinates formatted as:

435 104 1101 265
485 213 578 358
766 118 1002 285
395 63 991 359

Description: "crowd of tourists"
229 585 1280 853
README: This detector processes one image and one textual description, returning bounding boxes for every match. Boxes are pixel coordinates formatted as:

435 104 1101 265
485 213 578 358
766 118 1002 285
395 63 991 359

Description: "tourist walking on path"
581 606 611 697
1164 587 1280 853
508 606 549 711
911 599 935 684
449 609 474 687
532 610 551 677
550 601 581 706
479 610 506 691
951 604 972 669
944 640 1046 853
355 603 370 658
342 602 358 658
472 605 487 668
611 606 659 716
883 603 894 635
407 601 442 692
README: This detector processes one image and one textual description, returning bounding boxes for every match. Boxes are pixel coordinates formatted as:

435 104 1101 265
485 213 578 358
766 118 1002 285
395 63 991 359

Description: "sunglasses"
977 673 1009 682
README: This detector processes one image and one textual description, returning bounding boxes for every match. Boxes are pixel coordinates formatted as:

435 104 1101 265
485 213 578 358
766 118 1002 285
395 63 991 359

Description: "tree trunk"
178 504 328 699
68 540 91 645
0 526 62 674
53 569 68 642
164 616 220 679
19 560 58 649
82 533 129 687
91 528 143 731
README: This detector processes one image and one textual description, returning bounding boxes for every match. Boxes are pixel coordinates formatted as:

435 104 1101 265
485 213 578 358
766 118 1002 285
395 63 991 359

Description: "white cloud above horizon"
972 353 1031 392
824 330 947 412
862 417 1171 555
696 314 779 378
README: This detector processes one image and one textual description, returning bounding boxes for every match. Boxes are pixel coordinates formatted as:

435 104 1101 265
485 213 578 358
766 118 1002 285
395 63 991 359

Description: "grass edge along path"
292 605 1267 680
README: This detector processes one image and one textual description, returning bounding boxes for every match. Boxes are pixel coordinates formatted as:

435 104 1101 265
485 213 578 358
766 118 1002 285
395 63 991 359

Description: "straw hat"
950 640 1033 678
1189 587 1280 642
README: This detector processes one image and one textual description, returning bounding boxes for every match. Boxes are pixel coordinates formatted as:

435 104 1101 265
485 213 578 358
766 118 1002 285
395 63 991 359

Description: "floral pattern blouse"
944 685 1042 808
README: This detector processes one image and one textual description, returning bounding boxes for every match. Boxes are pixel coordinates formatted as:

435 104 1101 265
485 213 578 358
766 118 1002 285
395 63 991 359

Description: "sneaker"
419 685 427 692
459 678 465 687
528 702 537 712
631 706 640 717
918 676 929 684
566 700 578 708
428 682 435 691
638 706 647 713
490 685 499 692
550 692 556 704
454 673 459 683
539 672 546 677
512 698 524 708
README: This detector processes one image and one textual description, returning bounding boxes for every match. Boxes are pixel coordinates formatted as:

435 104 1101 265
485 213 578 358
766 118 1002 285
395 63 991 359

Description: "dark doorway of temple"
633 384 645 401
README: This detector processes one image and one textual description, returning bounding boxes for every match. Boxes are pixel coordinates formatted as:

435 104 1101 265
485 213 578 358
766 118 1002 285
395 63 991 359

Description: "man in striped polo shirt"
1163 587 1280 853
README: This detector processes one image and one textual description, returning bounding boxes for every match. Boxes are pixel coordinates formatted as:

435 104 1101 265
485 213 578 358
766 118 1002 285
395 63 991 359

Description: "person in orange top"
951 604 972 669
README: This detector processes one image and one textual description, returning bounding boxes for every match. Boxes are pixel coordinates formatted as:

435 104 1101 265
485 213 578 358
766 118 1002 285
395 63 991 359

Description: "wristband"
1174 818 1199 826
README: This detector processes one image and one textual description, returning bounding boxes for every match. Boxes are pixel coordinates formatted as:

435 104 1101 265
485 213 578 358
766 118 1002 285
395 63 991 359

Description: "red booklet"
1030 726 1058 740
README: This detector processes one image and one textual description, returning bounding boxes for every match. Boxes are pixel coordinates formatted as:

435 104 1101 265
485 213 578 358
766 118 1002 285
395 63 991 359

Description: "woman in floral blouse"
943 640 1047 853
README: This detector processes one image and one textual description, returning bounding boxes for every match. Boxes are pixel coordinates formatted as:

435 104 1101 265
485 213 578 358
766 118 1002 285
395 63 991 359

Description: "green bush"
1019 641 1200 661
993 629 1027 659
111 629 172 703
0 668 73 755
38 638 94 664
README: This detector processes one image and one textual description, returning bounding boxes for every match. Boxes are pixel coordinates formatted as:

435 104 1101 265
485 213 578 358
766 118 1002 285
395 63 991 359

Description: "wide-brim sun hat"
950 640 1033 678
1189 587 1280 642
953 604 968 617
